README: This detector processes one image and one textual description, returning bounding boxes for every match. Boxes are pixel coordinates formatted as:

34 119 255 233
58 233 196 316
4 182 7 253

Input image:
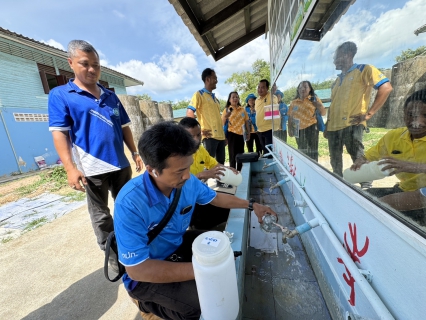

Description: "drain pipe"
0 108 22 174
265 145 393 318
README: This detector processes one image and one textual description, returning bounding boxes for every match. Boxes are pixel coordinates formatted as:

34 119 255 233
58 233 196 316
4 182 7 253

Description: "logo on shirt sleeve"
113 108 120 116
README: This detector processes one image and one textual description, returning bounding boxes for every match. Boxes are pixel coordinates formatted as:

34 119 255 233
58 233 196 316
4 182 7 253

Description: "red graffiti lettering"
344 223 369 264
337 257 356 306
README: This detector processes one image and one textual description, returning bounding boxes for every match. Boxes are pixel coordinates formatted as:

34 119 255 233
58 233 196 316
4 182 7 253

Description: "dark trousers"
246 132 262 156
257 130 273 155
296 124 319 161
227 131 245 170
128 230 205 320
85 166 132 250
327 125 365 177
203 138 225 164
275 130 287 143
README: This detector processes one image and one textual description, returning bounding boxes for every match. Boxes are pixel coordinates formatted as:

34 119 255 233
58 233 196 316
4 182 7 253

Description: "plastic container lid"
192 231 231 266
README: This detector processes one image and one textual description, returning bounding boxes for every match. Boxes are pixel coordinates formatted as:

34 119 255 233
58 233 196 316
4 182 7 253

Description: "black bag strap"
104 188 182 282
147 188 182 244
104 231 126 282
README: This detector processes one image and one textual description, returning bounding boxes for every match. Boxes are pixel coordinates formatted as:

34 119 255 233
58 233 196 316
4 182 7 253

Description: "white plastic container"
217 167 242 186
343 161 392 184
192 231 239 320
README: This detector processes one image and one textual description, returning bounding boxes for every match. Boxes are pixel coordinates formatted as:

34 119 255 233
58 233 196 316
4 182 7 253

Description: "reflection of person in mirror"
351 90 426 224
325 41 393 186
114 122 277 320
255 79 280 156
221 92 250 171
186 68 225 164
245 93 262 156
275 89 289 143
288 81 326 161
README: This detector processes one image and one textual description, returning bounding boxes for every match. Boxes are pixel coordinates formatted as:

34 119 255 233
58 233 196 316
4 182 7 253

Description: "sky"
0 0 425 102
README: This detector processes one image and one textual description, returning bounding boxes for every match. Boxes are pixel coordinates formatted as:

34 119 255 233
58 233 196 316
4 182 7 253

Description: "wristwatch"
248 198 256 211
132 152 139 156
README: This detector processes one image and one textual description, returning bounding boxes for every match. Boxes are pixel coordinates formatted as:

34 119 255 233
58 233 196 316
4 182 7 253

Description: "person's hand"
198 166 226 180
245 132 251 141
323 127 328 139
378 158 426 175
225 166 239 175
133 154 144 172
225 138 228 146
350 113 373 125
253 202 277 223
67 167 87 192
350 157 369 171
201 129 212 139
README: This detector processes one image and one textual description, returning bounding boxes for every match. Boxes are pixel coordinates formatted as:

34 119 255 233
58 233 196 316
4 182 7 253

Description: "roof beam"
214 23 265 61
300 29 321 41
200 0 256 36
244 6 251 34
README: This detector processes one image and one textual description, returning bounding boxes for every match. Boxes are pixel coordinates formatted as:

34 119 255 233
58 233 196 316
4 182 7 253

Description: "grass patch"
279 127 389 158
23 216 48 232
16 166 68 196
61 190 87 202
1 236 13 244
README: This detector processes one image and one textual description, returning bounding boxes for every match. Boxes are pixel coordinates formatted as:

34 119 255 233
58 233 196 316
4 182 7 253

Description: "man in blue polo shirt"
48 40 143 261
114 122 276 320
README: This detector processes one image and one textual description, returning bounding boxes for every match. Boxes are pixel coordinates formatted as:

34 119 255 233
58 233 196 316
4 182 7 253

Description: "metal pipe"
262 161 277 169
265 145 393 318
0 108 22 174
270 177 291 190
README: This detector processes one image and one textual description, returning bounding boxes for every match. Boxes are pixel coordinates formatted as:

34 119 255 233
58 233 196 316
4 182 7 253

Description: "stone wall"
385 55 426 128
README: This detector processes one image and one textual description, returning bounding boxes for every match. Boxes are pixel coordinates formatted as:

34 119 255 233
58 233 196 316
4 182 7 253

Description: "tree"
395 46 426 63
225 59 271 103
172 99 191 110
136 93 152 100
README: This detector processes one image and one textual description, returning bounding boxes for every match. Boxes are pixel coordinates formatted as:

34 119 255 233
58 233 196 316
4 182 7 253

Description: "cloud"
308 0 426 65
112 10 125 19
104 47 198 93
41 39 65 51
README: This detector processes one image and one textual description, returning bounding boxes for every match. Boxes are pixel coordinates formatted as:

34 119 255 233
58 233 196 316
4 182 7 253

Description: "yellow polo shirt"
188 88 225 140
328 64 389 131
255 93 279 132
365 127 426 191
288 97 324 130
222 106 249 135
190 144 218 175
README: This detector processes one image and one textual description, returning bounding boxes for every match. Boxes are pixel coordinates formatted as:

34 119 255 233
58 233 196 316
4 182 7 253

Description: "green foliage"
395 46 426 62
23 216 48 232
136 93 152 100
172 99 191 110
282 79 335 105
225 59 271 103
16 166 69 196
1 236 13 244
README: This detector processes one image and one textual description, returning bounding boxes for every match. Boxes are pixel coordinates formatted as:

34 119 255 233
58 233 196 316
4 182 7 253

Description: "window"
14 113 49 122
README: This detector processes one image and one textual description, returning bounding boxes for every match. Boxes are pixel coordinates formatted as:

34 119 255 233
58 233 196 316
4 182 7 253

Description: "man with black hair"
114 121 276 320
48 40 142 265
326 41 393 186
187 68 225 164
255 79 280 154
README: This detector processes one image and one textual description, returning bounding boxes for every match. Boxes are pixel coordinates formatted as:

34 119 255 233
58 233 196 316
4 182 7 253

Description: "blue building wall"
0 50 130 177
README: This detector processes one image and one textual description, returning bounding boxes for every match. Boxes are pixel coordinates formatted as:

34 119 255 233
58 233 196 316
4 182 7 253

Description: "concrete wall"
366 68 392 128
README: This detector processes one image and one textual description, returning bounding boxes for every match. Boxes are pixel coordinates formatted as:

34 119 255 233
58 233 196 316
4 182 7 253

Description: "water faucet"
269 177 290 191
262 161 277 170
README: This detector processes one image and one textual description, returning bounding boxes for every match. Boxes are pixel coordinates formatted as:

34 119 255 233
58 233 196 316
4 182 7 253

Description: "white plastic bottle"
217 167 243 186
192 231 239 320
343 161 392 184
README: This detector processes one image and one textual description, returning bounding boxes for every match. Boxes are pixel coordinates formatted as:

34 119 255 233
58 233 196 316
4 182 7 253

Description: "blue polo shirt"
114 171 217 291
48 79 130 177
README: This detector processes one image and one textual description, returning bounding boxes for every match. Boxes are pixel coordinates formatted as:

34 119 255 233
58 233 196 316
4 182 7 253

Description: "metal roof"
0 27 144 87
169 0 356 61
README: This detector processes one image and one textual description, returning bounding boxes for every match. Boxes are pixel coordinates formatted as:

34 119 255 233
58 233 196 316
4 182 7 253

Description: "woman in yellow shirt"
222 92 250 170
288 81 326 161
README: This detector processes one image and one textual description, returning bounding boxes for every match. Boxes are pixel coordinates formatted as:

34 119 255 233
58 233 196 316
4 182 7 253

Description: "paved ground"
0 149 144 320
